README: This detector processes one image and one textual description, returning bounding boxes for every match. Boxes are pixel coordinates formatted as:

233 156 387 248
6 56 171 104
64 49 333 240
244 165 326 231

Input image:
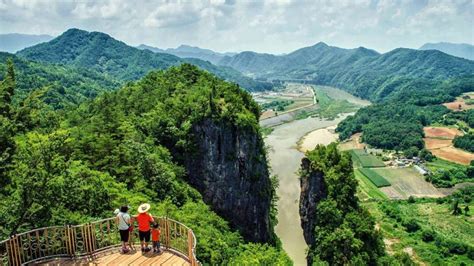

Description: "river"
263 113 353 265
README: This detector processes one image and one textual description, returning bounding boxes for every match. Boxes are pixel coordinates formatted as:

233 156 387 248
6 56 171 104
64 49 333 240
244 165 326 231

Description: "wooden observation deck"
0 217 198 266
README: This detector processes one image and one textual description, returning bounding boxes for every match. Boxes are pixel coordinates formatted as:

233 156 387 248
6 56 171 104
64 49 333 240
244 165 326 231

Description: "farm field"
423 126 474 165
350 149 386 168
315 86 371 106
374 167 444 199
359 168 391 187
443 92 474 111
364 200 474 265
423 126 463 139
430 147 474 165
254 83 314 120
354 169 388 201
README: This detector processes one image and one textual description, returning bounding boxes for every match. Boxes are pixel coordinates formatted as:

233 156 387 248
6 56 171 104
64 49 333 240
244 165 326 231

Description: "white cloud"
0 0 472 53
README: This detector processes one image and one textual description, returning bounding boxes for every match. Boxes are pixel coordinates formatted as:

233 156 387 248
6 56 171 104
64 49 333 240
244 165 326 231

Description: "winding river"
261 85 370 265
264 114 353 265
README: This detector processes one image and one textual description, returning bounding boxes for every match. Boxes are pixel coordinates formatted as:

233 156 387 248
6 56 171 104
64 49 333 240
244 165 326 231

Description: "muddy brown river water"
263 113 353 265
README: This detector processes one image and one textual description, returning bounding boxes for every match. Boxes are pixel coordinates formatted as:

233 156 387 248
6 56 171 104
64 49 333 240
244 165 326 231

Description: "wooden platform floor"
38 249 190 266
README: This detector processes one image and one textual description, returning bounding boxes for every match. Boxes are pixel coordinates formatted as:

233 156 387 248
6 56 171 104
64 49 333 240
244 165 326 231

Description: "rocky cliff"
185 118 274 244
299 157 327 247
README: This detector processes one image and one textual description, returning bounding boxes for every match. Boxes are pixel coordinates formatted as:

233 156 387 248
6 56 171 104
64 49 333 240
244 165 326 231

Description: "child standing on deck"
151 223 161 253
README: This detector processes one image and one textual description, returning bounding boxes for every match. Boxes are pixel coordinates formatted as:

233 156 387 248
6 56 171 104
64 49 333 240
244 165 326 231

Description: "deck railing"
0 217 198 266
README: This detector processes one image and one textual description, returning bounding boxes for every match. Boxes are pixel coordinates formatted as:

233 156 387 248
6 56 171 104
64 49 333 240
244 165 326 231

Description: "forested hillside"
299 144 389 265
17 29 272 91
0 52 121 109
219 42 474 101
0 61 290 264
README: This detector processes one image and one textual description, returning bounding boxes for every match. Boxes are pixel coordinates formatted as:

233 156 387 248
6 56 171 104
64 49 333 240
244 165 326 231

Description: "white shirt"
117 212 131 230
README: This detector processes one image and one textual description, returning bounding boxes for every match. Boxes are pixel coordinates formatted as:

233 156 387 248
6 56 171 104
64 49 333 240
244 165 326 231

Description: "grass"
350 149 386 168
364 200 474 265
354 169 388 201
295 87 360 120
260 126 274 137
359 168 391 187
426 157 465 172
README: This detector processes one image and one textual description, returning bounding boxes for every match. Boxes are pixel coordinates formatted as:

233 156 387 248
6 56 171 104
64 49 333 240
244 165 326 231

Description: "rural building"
414 165 428 175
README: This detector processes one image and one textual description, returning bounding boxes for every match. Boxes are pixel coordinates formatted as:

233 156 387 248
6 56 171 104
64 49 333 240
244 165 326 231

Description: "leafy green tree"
0 58 16 187
303 144 385 265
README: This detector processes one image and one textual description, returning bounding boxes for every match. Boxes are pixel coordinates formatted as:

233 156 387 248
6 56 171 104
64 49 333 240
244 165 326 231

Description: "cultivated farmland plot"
350 149 386 168
374 167 444 199
359 168 391 187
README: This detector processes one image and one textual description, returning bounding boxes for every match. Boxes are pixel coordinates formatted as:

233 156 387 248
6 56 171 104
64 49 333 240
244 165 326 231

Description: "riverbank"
263 113 353 265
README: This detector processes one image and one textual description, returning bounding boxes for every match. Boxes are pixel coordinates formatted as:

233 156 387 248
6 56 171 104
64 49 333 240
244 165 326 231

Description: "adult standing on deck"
115 206 131 253
136 203 154 253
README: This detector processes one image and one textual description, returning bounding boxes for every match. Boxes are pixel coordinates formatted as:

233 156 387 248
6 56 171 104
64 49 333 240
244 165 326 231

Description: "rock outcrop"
185 118 274 244
299 157 327 247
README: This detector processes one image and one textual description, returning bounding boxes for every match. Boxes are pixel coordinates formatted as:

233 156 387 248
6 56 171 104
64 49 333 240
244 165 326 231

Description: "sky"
0 0 473 54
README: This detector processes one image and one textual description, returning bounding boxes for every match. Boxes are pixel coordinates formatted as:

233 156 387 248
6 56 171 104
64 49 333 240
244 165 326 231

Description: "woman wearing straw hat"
136 203 154 252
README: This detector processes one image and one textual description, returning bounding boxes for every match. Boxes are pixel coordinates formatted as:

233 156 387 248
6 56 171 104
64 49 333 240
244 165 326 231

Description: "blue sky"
0 0 472 54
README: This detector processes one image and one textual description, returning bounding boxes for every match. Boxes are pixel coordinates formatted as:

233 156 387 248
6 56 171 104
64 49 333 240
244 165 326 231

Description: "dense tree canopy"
0 62 289 264
336 77 473 155
453 133 474 153
302 144 385 265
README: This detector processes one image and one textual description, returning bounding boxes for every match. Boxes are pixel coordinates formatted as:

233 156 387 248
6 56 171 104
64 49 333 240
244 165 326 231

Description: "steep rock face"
184 118 274 243
299 157 327 246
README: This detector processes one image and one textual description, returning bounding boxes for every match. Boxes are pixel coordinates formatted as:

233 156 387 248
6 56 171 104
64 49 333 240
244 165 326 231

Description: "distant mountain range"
219 42 474 101
16 29 271 91
137 44 236 65
419 42 474 61
0 33 54 53
8 28 474 101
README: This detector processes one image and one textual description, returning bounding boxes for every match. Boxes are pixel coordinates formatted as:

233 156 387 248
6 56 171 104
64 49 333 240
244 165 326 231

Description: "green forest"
336 77 474 156
454 133 474 153
17 29 273 92
0 60 290 264
300 144 417 265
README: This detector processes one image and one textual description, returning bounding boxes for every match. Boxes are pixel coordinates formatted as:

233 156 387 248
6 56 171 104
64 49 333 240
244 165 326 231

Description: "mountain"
420 42 474 61
0 33 54 53
136 44 165 53
220 42 474 101
17 29 271 91
138 44 236 65
0 52 121 109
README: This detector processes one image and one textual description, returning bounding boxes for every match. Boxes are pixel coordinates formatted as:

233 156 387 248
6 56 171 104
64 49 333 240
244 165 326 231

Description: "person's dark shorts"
139 230 151 242
119 229 129 242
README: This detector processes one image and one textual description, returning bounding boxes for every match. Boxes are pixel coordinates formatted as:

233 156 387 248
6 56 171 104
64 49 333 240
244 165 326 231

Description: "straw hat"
138 203 151 213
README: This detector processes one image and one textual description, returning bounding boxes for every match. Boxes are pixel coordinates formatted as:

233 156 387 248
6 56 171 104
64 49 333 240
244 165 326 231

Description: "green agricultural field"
360 168 391 187
350 149 386 168
364 199 474 265
372 167 444 199
354 170 388 201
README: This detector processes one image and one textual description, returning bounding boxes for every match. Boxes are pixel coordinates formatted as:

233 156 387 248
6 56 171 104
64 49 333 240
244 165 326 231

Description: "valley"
260 82 474 265
260 83 369 265
0 6 473 264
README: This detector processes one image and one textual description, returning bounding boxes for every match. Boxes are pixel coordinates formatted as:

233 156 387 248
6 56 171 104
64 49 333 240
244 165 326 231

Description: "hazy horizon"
0 0 473 54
